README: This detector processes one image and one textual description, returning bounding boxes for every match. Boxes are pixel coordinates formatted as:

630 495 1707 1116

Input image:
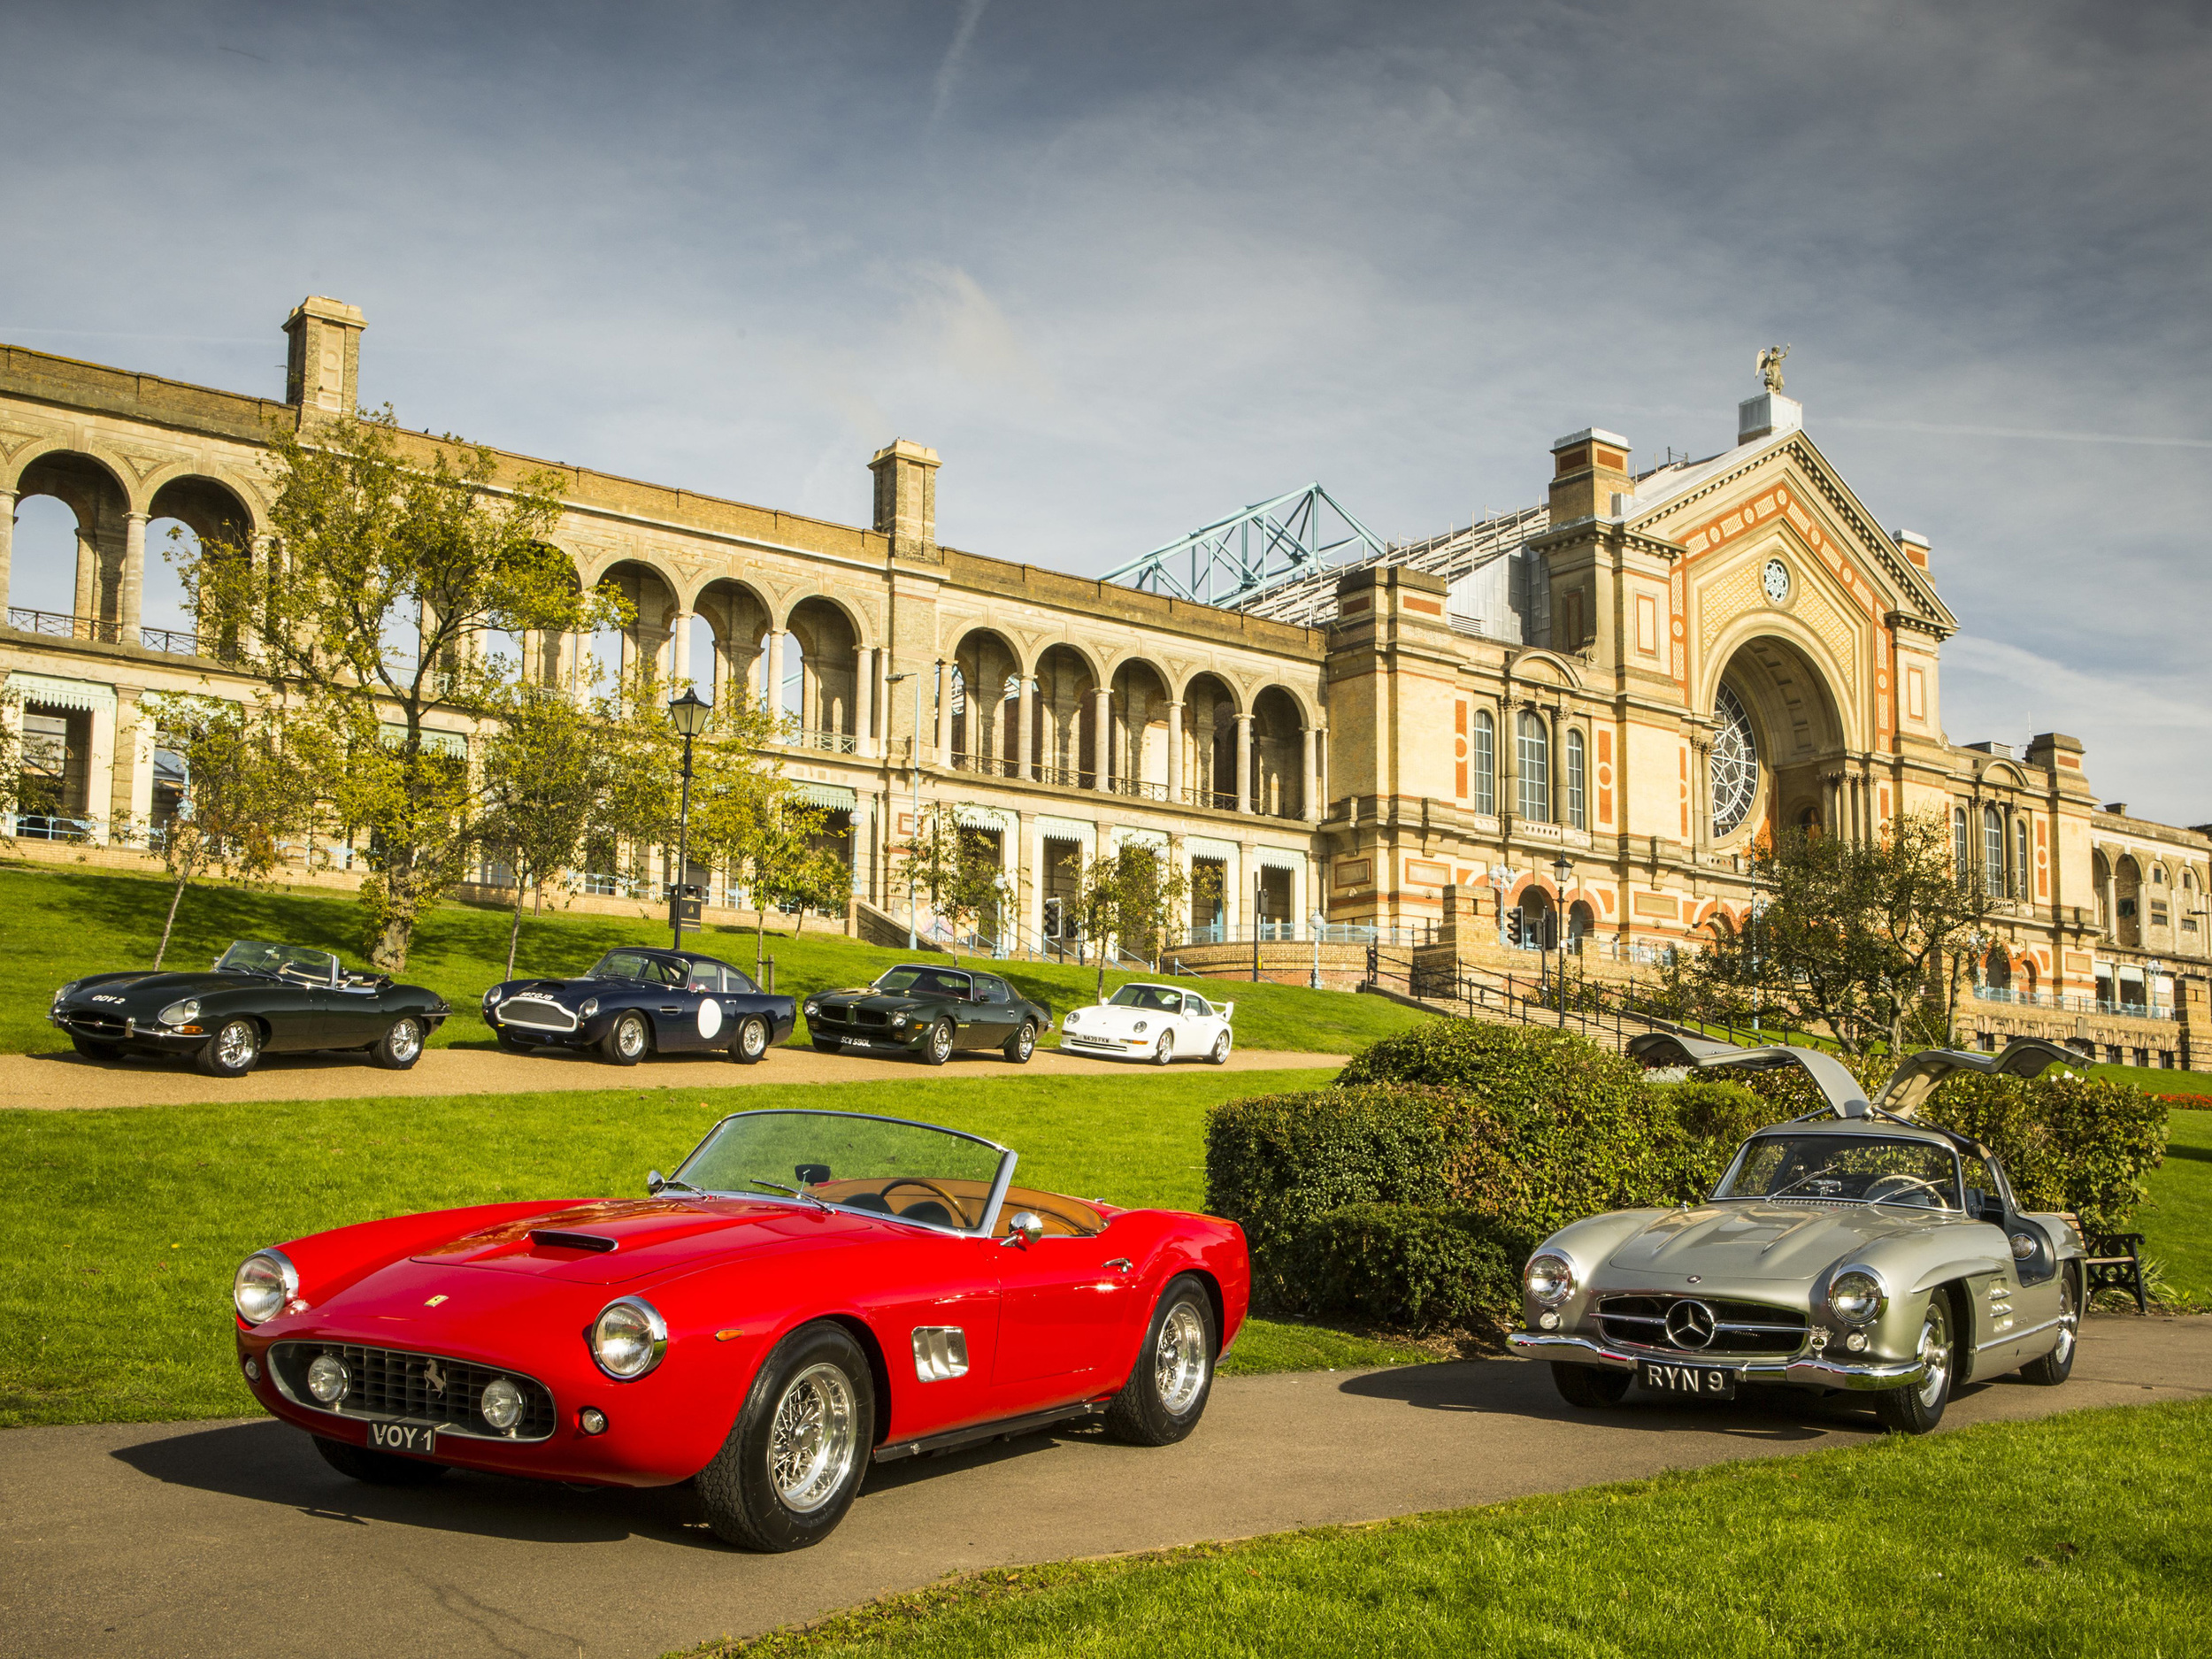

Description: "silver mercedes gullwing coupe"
1508 1034 2090 1433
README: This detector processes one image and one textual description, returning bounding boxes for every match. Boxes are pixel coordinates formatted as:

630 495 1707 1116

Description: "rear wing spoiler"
1217 1001 1235 1023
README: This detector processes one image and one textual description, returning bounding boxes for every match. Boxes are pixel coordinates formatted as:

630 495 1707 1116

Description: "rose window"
1710 685 1759 837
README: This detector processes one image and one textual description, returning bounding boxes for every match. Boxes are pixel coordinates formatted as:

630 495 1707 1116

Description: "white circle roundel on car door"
697 999 724 1040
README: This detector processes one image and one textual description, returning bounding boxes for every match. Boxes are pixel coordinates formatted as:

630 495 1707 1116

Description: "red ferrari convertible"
231 1109 1248 1551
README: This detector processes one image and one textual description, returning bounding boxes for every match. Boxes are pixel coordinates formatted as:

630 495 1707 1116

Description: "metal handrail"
8 607 119 643
792 728 859 755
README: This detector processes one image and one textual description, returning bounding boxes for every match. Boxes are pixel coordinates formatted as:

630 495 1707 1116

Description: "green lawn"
0 1067 1444 1429
688 1399 2212 1659
0 863 1432 1057
2093 1061 2212 1100
2139 1103 2212 1305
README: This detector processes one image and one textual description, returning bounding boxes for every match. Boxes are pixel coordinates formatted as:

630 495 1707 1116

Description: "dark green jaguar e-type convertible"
49 940 449 1077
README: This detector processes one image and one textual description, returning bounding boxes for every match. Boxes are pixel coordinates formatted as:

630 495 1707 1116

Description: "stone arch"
1985 943 2013 993
1514 879 1556 950
143 474 257 649
1108 656 1174 795
592 558 682 691
1567 897 1597 948
770 586 876 653
953 627 1025 774
1250 684 1305 819
691 579 773 708
1169 663 1248 715
1701 627 1849 848
2116 853 2143 949
9 449 134 633
1178 671 1241 807
782 595 860 744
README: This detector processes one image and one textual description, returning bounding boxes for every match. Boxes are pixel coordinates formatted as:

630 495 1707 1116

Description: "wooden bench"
2062 1216 2147 1313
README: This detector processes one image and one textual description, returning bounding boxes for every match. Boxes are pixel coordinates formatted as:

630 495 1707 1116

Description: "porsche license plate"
367 1422 439 1455
1638 1360 1736 1399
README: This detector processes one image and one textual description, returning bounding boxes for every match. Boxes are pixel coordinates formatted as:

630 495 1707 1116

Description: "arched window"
2015 818 2030 900
1516 711 1550 823
1953 806 1970 884
1983 806 2006 896
1710 685 1758 836
1471 710 1495 817
1564 727 1586 830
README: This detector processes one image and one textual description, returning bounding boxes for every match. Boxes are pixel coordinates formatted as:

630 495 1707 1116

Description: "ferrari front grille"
268 1341 557 1441
499 996 578 1033
1595 1294 1809 1356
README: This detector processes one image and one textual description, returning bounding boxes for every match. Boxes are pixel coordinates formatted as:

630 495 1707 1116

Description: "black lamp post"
1549 851 1573 1025
667 687 712 949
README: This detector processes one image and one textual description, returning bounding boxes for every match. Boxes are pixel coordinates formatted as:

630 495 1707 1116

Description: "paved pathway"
0 1043 1344 1110
3 1316 2202 1659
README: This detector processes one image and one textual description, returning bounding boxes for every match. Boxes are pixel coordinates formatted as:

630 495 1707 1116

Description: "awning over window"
378 721 467 757
6 672 115 715
956 803 1010 831
794 780 856 812
1257 846 1307 872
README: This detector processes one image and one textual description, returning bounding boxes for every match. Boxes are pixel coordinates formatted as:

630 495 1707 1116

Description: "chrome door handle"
657 1006 680 1014
1105 1257 1133 1272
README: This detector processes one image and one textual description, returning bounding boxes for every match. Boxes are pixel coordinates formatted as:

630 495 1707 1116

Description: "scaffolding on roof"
1099 484 1390 608
1230 502 1551 630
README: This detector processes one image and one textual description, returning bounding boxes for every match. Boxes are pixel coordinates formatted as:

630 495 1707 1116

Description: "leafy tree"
176 409 618 971
1692 812 1992 1058
896 803 1002 960
1066 841 1189 1000
141 695 319 968
477 683 605 979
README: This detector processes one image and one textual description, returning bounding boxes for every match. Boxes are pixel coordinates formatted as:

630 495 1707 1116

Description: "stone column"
0 490 14 616
764 629 787 726
1017 672 1035 780
855 646 876 757
121 512 148 641
1091 686 1113 791
671 611 693 691
1235 713 1253 816
1164 700 1184 803
73 512 95 626
2103 858 2119 943
1302 726 1318 823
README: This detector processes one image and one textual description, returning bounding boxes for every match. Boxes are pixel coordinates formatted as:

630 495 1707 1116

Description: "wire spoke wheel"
1154 1300 1209 1415
215 1021 257 1068
768 1363 857 1514
388 1019 421 1062
618 1018 646 1058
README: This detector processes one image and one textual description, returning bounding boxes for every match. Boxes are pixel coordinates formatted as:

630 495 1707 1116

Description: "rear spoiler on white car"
1218 1002 1235 1023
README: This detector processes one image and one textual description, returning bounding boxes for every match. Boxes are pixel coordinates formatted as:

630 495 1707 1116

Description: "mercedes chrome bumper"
1505 1331 1930 1392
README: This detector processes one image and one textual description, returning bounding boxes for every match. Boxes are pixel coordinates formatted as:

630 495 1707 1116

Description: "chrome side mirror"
646 1170 667 1196
1002 1210 1044 1248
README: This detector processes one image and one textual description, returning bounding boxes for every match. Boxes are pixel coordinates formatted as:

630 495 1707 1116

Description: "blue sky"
4 1 2208 820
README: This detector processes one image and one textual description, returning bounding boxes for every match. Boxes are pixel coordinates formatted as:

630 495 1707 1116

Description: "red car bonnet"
410 1197 847 1286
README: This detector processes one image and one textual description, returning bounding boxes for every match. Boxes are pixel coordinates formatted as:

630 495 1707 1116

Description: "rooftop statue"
1757 343 1790 394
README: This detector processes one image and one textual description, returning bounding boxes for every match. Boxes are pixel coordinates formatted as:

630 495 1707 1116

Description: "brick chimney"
283 296 365 418
1893 528 1932 571
1548 427 1632 525
869 439 941 563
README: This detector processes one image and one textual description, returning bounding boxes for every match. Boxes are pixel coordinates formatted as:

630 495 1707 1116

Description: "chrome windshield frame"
1712 1132 1967 1213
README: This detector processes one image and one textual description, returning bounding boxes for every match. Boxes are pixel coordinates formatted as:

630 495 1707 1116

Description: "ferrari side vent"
530 1229 618 1253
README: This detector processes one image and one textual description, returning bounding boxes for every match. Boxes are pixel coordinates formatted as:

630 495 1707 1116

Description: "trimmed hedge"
1210 1018 2170 1329
1288 1204 1520 1332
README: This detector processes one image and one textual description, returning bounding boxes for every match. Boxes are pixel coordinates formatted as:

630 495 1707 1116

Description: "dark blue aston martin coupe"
480 947 796 1065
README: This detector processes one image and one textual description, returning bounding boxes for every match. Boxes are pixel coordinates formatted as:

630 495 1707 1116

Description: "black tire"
1551 1362 1632 1408
313 1434 449 1486
195 1018 261 1078
2019 1267 2079 1386
495 1029 537 1053
601 1011 649 1066
1103 1274 1217 1447
1002 1021 1036 1064
1873 1290 1958 1433
812 1039 843 1054
1151 1031 1175 1066
695 1321 874 1552
1208 1030 1232 1065
921 1018 955 1066
70 1035 123 1061
732 1015 770 1065
369 1016 425 1071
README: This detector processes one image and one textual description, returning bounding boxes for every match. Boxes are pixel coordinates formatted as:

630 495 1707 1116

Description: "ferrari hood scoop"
1606 1202 1932 1280
414 1198 818 1284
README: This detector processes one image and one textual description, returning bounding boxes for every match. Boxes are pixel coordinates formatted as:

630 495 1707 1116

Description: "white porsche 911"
1059 982 1235 1065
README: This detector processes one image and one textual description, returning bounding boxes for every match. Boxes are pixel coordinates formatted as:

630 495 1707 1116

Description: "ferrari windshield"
216 941 337 985
673 1110 1012 1233
1717 1134 1962 1211
1108 984 1183 1011
872 965 972 998
587 951 685 986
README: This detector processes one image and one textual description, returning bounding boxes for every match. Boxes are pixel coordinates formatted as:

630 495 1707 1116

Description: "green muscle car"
1509 1034 2091 1433
802 963 1053 1065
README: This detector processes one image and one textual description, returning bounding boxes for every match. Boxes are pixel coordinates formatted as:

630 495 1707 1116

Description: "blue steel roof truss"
1100 484 1388 608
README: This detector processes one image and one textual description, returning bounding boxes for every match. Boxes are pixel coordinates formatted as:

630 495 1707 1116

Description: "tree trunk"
505 878 526 979
152 869 189 969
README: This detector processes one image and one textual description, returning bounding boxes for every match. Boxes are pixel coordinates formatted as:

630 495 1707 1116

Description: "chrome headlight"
158 998 202 1026
579 997 600 1018
1829 1268 1886 1325
53 980 81 1007
589 1296 667 1379
1525 1252 1576 1306
482 989 500 1009
1064 1010 1079 1025
892 1012 909 1028
233 1248 299 1325
2009 1233 2038 1261
803 1000 820 1018
480 1376 526 1430
306 1353 349 1403
1133 1020 1148 1033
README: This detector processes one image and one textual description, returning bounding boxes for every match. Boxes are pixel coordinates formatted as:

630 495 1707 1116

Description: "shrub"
1656 1079 1770 1198
1287 1204 1520 1331
1925 1072 2168 1235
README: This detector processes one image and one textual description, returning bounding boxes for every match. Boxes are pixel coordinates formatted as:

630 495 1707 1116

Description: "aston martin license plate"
367 1422 438 1455
1639 1360 1736 1398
